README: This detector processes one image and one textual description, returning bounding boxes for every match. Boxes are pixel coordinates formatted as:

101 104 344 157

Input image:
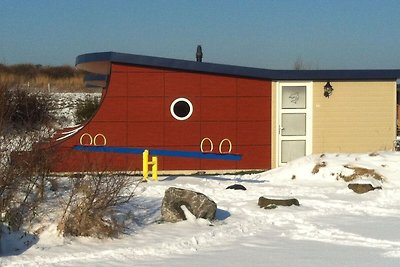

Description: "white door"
277 82 312 165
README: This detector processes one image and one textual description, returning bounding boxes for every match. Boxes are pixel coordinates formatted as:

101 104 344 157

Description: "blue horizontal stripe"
74 145 242 161
150 149 241 160
74 145 145 154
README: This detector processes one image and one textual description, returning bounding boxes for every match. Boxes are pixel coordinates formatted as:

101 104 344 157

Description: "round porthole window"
170 98 193 120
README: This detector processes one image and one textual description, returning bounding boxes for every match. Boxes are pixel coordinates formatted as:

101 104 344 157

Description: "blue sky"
1 0 400 69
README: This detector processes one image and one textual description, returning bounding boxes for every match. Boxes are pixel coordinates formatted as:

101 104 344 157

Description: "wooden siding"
313 81 396 153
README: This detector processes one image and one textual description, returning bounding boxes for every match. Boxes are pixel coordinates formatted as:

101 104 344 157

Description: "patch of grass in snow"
312 161 327 174
338 165 384 182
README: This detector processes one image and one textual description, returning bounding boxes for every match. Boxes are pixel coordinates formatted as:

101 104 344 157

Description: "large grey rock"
258 196 300 209
348 183 382 194
161 187 217 223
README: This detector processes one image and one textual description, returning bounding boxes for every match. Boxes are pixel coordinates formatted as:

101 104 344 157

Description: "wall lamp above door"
324 81 334 98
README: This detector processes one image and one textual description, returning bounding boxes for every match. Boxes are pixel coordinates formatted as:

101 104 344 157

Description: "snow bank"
2 151 400 266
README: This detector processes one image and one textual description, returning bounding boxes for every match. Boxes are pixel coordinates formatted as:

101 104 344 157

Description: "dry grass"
312 161 327 174
339 165 384 182
0 73 85 92
0 61 87 93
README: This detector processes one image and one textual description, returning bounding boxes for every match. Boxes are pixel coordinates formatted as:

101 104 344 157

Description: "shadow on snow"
0 226 38 256
161 175 266 183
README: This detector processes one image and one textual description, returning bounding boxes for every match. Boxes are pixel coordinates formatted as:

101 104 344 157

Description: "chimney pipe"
196 45 203 62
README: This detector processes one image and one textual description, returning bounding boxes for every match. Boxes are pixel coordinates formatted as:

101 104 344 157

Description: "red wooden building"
44 51 400 173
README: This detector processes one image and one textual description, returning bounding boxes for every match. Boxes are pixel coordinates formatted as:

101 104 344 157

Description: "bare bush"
7 88 55 132
0 81 13 133
58 171 140 238
41 65 76 79
293 57 318 70
8 64 39 80
1 81 56 233
0 83 55 134
74 95 100 124
0 134 55 231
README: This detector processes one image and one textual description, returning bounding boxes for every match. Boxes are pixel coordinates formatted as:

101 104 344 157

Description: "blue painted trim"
84 74 108 88
84 74 108 82
74 145 242 161
76 51 400 81
150 149 242 160
75 145 144 154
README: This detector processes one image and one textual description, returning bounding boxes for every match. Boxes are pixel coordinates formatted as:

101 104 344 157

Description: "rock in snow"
226 184 247 190
161 187 217 223
348 183 382 194
258 196 300 209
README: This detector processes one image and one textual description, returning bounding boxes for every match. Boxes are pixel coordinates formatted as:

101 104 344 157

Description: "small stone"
226 184 247 190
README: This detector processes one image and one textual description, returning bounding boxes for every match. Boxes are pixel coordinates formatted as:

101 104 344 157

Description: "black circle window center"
173 101 191 118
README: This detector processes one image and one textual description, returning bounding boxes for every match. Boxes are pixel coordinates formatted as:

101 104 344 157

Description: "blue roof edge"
76 51 400 81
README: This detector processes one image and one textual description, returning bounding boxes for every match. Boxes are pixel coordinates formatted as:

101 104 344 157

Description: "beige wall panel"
313 81 396 153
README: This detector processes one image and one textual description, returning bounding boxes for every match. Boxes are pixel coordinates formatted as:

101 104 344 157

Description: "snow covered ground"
2 152 400 266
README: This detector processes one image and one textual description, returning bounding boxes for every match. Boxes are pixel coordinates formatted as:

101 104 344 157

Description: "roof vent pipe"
196 45 203 62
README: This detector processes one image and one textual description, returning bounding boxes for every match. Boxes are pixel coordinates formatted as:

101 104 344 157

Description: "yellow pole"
151 156 158 181
143 149 149 181
143 150 158 181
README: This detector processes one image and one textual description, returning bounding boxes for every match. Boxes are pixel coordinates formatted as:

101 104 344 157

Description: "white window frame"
276 81 313 166
170 97 193 121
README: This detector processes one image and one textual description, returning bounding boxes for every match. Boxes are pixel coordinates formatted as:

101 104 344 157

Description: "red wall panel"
236 145 271 169
53 149 129 172
200 122 237 153
127 122 164 147
237 78 270 97
92 97 127 122
107 72 127 96
201 97 237 121
164 122 200 146
201 75 237 96
128 73 164 96
165 72 201 96
127 97 164 122
237 121 270 145
200 157 237 170
237 97 270 121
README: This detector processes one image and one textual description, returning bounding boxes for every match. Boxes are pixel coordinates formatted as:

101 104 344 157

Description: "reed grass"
0 64 86 92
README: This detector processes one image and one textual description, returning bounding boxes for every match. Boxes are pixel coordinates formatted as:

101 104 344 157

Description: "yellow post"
151 156 158 181
143 149 149 181
142 149 158 181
